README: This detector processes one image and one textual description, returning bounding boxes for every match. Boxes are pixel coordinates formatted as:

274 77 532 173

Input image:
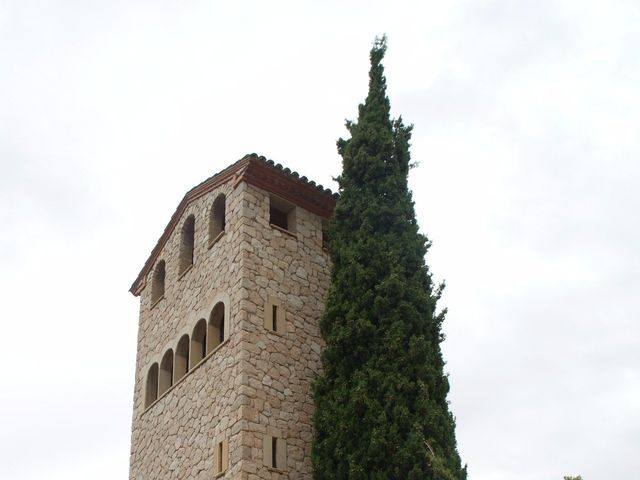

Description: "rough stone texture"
130 178 330 480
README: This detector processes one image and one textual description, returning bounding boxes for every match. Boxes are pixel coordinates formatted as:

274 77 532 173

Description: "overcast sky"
1 1 638 479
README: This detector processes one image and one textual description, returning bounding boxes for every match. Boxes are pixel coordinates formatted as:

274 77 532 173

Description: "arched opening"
179 215 195 275
159 349 174 395
190 319 207 368
151 260 166 304
145 363 159 408
209 194 226 243
208 302 225 352
174 334 190 382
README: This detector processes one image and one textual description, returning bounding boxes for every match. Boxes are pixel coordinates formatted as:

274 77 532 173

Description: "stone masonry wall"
130 178 330 480
130 179 244 480
235 183 330 479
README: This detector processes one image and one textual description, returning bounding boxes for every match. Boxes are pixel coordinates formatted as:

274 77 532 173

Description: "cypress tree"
312 37 467 480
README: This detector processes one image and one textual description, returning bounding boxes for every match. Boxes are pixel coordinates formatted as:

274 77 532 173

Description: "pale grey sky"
1 1 638 479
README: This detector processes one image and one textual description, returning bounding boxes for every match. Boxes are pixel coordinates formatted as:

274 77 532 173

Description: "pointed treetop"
370 35 387 65
337 34 395 187
360 34 391 126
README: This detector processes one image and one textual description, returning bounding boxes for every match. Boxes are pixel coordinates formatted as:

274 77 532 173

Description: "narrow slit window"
272 305 278 331
214 438 228 474
264 297 286 334
263 435 286 470
272 436 278 468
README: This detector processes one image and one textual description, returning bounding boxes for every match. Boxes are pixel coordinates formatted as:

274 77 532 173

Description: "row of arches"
150 193 226 304
145 302 226 408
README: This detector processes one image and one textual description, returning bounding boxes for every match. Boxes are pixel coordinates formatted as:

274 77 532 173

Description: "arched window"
209 194 226 243
159 349 174 395
145 363 159 408
208 302 225 352
190 319 207 368
174 334 190 382
151 260 166 304
179 215 195 275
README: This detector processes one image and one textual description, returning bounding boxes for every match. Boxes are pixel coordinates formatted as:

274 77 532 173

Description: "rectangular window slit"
272 305 278 331
272 436 278 468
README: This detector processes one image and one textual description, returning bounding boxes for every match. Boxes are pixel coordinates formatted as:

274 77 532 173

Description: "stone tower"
128 154 336 479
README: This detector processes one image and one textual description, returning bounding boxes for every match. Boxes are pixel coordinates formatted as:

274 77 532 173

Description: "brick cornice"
130 154 337 296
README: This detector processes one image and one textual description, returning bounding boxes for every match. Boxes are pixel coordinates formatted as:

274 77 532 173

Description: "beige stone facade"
129 155 336 480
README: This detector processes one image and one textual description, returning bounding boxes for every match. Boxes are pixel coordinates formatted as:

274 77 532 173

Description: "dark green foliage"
312 37 467 480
